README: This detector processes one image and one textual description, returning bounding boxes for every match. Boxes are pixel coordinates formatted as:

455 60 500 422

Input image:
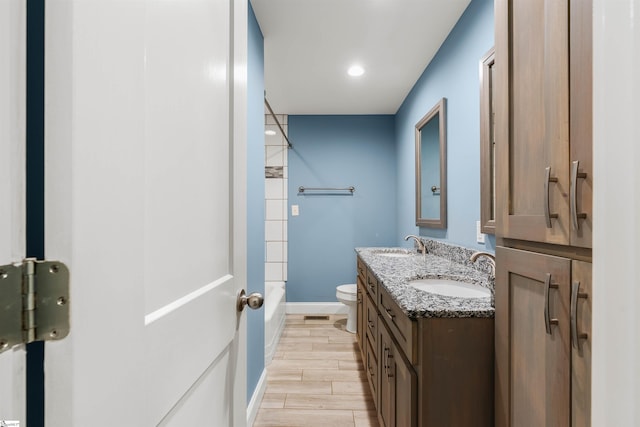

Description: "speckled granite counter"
355 246 495 319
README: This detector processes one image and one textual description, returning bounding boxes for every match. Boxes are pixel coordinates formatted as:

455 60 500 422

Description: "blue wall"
395 0 495 251
287 116 397 302
246 2 265 403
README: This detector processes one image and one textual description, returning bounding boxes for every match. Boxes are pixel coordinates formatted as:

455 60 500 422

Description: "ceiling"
250 0 471 115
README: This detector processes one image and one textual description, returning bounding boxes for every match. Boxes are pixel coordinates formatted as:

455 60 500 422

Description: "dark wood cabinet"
378 320 416 427
356 256 493 427
357 257 367 352
495 247 591 427
571 260 592 427
494 0 593 424
356 275 365 352
495 0 592 248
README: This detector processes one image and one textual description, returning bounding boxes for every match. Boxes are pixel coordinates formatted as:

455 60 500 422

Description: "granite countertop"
355 247 495 319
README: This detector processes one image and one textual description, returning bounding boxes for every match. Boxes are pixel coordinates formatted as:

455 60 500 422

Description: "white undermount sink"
372 249 413 258
379 252 412 258
409 278 490 299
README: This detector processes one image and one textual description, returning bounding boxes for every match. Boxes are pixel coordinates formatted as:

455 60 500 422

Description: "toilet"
336 284 358 333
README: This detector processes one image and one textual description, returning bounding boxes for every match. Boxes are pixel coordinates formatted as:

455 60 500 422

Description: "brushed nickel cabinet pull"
544 167 559 228
383 347 389 375
570 160 588 230
544 273 559 334
384 306 395 320
571 280 589 351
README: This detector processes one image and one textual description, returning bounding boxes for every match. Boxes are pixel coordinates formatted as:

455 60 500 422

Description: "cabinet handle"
544 167 559 228
570 160 588 230
544 273 559 334
571 280 589 351
387 349 394 378
384 306 395 320
367 279 375 293
383 347 389 375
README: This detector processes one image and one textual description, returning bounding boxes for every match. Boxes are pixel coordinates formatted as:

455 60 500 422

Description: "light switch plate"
476 220 485 244
291 205 299 216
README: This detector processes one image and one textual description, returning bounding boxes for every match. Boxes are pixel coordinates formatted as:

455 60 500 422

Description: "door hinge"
0 258 70 354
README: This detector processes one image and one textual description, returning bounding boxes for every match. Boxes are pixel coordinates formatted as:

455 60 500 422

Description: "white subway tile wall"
265 114 288 283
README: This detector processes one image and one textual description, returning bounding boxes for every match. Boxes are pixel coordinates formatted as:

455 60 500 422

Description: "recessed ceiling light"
347 65 365 77
265 130 277 136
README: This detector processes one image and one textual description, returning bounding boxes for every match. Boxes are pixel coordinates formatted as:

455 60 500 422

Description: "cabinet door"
378 321 416 427
365 293 378 355
571 261 591 427
495 247 571 427
495 0 570 245
357 276 365 353
390 338 416 427
568 0 593 248
365 336 378 408
378 323 393 427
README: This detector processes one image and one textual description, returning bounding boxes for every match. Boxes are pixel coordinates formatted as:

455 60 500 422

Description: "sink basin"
379 252 412 258
409 278 490 298
371 249 413 258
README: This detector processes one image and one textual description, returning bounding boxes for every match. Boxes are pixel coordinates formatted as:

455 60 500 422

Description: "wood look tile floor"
253 314 380 427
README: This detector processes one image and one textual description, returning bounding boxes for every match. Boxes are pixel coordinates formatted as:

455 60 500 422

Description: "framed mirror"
479 47 496 234
415 98 447 228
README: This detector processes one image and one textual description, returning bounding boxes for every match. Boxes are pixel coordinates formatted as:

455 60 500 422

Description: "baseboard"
246 368 267 426
285 302 349 315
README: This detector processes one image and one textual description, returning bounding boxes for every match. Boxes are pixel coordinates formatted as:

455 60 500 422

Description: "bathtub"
264 281 286 365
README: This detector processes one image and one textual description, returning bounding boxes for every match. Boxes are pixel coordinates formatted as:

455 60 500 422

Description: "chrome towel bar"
298 186 355 194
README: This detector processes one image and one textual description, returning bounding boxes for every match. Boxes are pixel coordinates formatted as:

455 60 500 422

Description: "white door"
0 0 26 423
42 0 248 425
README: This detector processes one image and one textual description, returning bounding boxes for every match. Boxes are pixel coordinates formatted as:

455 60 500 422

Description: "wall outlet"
476 220 485 244
291 204 299 216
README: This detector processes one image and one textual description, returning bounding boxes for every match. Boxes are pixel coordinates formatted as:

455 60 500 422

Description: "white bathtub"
264 281 286 365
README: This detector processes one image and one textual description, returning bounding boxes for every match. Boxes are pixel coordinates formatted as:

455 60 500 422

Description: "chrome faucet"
470 251 496 276
404 235 427 259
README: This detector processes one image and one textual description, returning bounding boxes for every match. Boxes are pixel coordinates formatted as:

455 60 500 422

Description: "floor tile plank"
254 314 379 427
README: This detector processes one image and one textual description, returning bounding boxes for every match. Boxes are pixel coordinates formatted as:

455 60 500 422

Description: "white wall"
592 0 640 424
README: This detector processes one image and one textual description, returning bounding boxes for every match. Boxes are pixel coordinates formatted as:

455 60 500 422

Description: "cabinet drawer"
365 337 378 407
365 293 378 354
365 270 378 300
357 256 366 283
378 284 417 364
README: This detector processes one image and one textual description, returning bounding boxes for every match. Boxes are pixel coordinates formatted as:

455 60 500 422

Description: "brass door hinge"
0 258 70 353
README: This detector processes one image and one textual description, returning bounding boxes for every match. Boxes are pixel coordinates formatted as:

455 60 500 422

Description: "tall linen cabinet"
494 0 592 426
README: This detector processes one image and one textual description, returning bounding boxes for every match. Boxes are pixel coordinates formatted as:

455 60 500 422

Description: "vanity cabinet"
356 256 494 427
495 0 592 248
495 247 591 427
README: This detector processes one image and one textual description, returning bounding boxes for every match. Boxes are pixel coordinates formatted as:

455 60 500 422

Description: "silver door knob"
237 289 264 312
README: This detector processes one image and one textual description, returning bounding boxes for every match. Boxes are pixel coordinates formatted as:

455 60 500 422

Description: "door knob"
237 289 264 312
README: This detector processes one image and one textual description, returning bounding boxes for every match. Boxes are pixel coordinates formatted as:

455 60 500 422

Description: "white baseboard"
246 368 267 426
285 302 349 315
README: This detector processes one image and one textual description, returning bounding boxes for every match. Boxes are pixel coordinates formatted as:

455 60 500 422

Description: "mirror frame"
415 97 447 228
479 47 496 234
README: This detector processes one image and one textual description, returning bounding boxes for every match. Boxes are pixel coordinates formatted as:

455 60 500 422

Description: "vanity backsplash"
417 237 495 277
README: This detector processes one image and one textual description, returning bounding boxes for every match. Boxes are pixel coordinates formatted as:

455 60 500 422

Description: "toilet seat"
336 284 357 302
